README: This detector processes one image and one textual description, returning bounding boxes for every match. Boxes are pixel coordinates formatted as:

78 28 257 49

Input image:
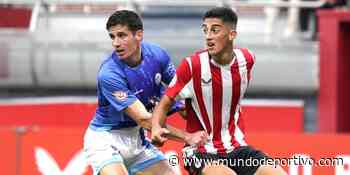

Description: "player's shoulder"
235 47 256 64
141 42 168 56
187 49 207 60
98 53 125 82
142 42 171 66
142 41 162 50
177 49 207 67
173 49 207 73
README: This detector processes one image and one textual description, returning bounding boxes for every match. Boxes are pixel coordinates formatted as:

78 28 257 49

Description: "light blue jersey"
89 42 177 131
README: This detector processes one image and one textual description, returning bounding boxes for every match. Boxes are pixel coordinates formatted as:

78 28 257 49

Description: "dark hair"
106 10 143 32
203 7 238 29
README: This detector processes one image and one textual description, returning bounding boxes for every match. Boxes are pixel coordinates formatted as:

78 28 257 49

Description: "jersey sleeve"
157 49 186 114
248 49 255 81
240 48 255 82
159 49 176 85
165 57 193 99
99 72 137 111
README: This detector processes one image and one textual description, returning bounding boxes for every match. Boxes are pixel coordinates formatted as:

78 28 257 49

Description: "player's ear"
229 29 237 41
135 29 143 41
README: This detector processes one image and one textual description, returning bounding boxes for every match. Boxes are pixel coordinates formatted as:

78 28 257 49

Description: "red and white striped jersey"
166 48 255 154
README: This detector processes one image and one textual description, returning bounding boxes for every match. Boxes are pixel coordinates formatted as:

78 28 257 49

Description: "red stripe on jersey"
185 99 204 133
165 58 192 99
229 59 241 148
185 99 207 153
210 63 226 154
192 54 212 134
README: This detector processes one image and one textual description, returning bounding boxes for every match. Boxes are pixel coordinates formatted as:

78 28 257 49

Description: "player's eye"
211 28 220 34
109 33 115 40
117 33 127 39
202 28 208 34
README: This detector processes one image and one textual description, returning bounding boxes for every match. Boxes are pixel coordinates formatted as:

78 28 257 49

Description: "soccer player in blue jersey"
83 10 207 175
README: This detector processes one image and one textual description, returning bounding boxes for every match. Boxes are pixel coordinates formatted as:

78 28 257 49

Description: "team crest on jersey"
113 91 128 101
155 73 162 85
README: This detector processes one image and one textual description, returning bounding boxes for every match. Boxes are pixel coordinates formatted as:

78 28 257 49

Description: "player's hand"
151 126 169 147
184 131 209 146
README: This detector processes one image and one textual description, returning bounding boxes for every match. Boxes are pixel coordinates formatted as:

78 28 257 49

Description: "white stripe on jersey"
220 65 235 153
233 105 247 146
185 57 192 73
199 52 217 153
199 52 214 134
235 49 249 97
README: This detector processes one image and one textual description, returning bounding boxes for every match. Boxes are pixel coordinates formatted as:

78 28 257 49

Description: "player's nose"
112 38 121 48
205 31 213 40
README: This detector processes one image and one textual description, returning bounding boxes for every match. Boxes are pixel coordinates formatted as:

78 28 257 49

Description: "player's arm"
124 99 152 130
124 98 201 145
151 95 208 145
99 72 154 130
152 56 208 145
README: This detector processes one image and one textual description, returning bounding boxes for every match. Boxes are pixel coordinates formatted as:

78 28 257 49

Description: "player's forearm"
152 95 190 143
125 100 153 130
152 95 173 128
164 125 191 143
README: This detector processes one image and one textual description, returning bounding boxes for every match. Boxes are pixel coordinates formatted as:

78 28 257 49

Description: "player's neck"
212 45 234 65
124 47 142 67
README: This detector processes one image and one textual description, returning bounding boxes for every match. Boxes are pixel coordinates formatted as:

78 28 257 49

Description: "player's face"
202 18 236 56
108 24 143 60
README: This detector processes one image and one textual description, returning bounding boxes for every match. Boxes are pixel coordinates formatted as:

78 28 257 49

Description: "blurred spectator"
264 0 282 42
264 0 302 42
284 0 302 38
265 0 348 41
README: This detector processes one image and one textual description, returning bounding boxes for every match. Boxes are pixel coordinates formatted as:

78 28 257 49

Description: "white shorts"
83 126 166 175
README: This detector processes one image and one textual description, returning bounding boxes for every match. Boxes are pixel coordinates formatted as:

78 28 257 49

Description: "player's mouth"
207 42 215 50
116 49 125 56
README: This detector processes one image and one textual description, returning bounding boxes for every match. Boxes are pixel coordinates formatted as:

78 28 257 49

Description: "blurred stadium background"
0 0 350 175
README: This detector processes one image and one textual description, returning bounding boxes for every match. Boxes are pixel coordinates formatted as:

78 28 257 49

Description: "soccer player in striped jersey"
152 7 287 175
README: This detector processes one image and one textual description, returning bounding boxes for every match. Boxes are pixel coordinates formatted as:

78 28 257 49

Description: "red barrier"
0 6 31 28
0 128 16 175
0 99 303 132
0 103 96 126
243 104 303 132
317 10 350 132
0 99 305 174
20 127 92 175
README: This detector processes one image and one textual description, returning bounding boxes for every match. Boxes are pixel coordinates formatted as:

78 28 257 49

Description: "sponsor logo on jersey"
113 91 128 101
201 78 212 85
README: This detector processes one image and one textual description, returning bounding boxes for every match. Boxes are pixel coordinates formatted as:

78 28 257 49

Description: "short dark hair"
203 7 238 29
106 10 143 32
